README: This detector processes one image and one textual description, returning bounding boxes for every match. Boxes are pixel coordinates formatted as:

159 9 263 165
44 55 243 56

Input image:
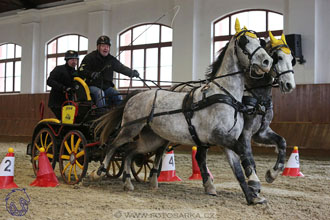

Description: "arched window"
118 23 173 88
0 43 21 93
213 9 283 59
46 34 88 91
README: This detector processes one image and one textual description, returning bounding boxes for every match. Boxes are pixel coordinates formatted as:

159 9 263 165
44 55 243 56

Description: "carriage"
26 77 155 185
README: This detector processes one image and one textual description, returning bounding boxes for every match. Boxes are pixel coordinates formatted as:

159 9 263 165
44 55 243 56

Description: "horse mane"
205 42 229 79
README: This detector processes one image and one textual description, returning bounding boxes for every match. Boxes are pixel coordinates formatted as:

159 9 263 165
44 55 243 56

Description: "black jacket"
47 63 76 107
78 50 133 90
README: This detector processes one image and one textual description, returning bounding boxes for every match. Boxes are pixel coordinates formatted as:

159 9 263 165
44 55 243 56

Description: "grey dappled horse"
92 19 272 205
232 32 296 186
173 31 296 203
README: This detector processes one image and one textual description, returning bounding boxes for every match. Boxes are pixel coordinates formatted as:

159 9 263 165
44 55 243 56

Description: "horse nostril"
263 59 269 66
286 83 292 91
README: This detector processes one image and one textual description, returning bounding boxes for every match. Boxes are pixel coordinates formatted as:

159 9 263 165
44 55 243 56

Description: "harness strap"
182 88 207 147
147 89 161 124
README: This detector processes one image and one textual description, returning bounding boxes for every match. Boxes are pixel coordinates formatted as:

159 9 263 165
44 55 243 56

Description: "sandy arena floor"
0 142 330 220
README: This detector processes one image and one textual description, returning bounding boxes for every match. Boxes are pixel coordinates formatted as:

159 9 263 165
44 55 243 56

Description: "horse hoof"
251 196 267 205
265 170 275 183
123 184 134 191
207 191 217 196
89 170 102 181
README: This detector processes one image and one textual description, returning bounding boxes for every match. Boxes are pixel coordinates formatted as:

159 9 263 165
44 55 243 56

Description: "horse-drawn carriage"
26 77 155 184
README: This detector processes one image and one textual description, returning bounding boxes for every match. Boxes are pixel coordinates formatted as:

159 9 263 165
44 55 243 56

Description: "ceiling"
0 0 83 15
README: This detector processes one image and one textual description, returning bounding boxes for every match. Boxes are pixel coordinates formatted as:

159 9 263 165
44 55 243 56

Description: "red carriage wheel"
59 130 88 184
131 152 156 182
32 128 57 175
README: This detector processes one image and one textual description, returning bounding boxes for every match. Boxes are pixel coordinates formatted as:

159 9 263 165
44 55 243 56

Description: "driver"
47 50 79 119
78 35 139 108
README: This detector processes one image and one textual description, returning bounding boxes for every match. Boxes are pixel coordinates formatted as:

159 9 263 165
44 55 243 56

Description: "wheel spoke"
34 142 41 152
136 165 143 174
74 138 81 153
46 141 53 152
71 134 74 152
68 164 73 182
111 162 116 174
61 155 70 160
146 163 151 170
76 160 83 170
44 133 49 150
143 165 147 182
64 141 72 154
62 162 70 174
73 164 78 181
113 160 119 168
46 153 54 159
40 134 44 149
76 150 84 159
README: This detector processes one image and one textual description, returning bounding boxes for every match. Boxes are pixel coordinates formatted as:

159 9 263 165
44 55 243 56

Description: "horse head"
207 18 272 80
268 31 296 93
233 18 273 76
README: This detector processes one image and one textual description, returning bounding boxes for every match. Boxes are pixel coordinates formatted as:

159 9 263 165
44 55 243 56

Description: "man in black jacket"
47 50 79 119
78 35 139 108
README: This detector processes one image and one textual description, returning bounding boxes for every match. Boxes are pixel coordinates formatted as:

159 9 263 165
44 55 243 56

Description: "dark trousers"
50 106 61 119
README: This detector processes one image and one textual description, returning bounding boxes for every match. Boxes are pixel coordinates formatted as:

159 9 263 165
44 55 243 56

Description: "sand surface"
0 142 330 220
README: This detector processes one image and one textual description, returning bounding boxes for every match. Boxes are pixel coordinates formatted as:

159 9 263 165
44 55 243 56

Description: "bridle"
269 44 295 82
234 30 267 79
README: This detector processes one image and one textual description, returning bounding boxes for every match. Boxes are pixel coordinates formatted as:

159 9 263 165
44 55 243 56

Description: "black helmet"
64 50 79 61
97 35 111 46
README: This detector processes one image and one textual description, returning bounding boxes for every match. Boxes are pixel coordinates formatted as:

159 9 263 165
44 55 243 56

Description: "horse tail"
94 90 141 144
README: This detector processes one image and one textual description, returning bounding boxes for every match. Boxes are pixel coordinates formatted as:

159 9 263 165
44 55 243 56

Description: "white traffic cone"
0 148 19 189
158 150 182 182
282 146 304 177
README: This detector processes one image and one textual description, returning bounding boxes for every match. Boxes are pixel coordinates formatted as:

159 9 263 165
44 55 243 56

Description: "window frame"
0 43 22 94
213 9 283 59
118 23 172 89
46 34 88 91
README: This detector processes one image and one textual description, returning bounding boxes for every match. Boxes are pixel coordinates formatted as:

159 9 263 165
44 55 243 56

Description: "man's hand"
132 70 140 78
91 72 101 80
64 87 73 93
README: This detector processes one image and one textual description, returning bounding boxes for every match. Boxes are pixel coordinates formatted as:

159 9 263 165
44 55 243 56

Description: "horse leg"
122 144 138 191
224 149 265 204
149 143 169 189
196 147 217 196
252 127 286 183
91 124 145 180
238 132 262 197
212 132 265 204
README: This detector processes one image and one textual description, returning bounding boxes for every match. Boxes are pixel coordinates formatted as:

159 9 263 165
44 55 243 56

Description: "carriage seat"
61 77 94 124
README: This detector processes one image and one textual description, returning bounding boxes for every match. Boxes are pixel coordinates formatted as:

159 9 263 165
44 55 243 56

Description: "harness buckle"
257 104 266 115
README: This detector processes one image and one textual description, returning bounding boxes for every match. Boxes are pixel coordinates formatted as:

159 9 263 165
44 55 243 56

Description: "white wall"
0 0 326 94
315 0 330 83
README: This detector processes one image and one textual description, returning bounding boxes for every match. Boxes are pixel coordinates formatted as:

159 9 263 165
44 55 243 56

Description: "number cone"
282 146 304 177
30 148 59 187
0 148 19 189
158 150 182 182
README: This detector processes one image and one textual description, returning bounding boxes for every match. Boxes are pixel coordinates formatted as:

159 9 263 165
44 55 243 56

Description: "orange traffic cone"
30 147 59 187
282 146 304 177
0 148 19 189
189 146 213 180
158 150 182 182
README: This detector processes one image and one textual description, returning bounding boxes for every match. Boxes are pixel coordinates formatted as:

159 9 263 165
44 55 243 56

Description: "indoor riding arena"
0 1 330 220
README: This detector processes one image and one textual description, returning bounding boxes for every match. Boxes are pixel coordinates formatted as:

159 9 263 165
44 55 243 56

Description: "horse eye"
278 56 283 61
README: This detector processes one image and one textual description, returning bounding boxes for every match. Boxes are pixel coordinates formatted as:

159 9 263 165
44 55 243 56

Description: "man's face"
67 58 78 68
98 44 110 57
